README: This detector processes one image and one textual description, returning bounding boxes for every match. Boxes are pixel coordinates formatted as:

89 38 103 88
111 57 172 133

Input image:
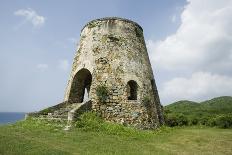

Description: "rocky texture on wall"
28 17 164 129
64 17 164 129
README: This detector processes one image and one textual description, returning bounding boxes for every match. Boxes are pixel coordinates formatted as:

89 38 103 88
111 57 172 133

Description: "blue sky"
1 0 231 112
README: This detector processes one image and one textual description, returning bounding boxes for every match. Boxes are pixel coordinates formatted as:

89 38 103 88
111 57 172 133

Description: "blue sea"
0 112 25 125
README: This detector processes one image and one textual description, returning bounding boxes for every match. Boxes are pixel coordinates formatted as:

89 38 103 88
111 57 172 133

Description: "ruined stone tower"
28 17 163 129
63 17 164 129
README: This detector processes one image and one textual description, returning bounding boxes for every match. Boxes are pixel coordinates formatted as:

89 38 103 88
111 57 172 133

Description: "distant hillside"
165 96 232 116
164 96 232 128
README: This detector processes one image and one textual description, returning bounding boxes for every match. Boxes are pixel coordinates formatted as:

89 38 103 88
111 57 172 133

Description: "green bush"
75 111 128 133
177 114 188 126
188 117 199 125
164 114 178 127
164 111 232 128
76 112 103 131
164 114 188 127
75 112 154 137
198 116 211 126
96 84 108 103
209 114 232 128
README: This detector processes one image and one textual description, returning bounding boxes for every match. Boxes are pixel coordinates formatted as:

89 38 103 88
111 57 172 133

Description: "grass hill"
165 96 232 115
164 96 232 127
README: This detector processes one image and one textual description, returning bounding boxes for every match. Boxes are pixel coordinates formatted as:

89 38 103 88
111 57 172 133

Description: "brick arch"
68 68 92 103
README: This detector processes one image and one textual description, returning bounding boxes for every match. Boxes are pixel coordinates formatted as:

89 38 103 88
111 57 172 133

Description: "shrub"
198 116 211 126
188 117 199 125
164 113 188 127
210 114 232 128
164 114 179 127
75 112 153 137
76 112 103 131
96 84 108 103
176 114 188 126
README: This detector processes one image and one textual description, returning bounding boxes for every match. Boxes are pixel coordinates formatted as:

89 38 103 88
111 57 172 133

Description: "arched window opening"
127 80 138 100
69 68 92 103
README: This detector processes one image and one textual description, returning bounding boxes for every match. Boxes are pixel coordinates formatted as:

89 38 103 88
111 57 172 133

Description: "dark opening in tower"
68 68 92 103
127 80 138 100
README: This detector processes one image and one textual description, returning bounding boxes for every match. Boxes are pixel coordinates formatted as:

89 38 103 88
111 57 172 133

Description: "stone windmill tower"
29 17 163 129
63 17 164 129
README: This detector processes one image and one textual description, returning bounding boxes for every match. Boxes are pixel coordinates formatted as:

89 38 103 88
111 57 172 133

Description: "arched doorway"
68 68 92 103
127 80 138 100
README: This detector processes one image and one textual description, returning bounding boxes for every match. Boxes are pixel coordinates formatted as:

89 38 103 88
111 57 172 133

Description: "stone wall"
64 17 163 129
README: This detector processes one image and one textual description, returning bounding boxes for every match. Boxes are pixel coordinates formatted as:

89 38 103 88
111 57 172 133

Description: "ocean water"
0 112 25 124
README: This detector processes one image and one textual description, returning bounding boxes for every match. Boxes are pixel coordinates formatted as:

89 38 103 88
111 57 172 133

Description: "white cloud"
14 8 45 28
58 59 69 71
148 0 232 72
36 64 48 71
147 0 232 104
160 72 232 104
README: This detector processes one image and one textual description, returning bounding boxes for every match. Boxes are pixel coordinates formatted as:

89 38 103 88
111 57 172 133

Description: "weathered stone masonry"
64 17 164 129
28 17 164 129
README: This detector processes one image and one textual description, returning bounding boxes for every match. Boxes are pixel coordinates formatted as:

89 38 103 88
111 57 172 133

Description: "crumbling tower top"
81 17 143 33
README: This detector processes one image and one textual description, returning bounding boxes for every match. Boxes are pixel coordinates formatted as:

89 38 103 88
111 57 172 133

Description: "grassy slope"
165 96 232 117
0 120 232 155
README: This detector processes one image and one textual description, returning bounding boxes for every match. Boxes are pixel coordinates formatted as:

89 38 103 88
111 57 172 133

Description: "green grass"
0 119 232 155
